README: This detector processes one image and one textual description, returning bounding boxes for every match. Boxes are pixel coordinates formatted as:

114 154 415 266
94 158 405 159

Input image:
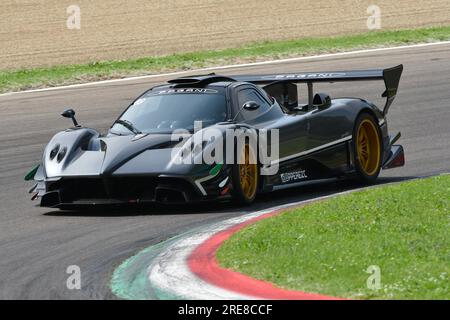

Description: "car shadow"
43 175 416 217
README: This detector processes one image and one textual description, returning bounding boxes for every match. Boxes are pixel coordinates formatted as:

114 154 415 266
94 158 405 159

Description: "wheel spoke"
361 149 368 158
238 144 258 200
242 179 248 190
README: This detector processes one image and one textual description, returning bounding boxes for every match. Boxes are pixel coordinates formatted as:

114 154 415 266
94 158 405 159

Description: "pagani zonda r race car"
25 65 405 208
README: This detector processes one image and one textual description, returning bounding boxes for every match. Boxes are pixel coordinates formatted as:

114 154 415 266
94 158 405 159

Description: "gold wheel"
356 119 381 176
238 144 258 200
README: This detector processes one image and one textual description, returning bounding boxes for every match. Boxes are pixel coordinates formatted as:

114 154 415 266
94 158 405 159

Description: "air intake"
168 73 236 87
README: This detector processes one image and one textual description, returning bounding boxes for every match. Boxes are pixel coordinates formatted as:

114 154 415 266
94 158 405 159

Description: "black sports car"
25 65 405 208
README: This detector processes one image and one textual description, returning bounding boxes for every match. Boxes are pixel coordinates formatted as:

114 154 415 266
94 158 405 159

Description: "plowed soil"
1 0 449 69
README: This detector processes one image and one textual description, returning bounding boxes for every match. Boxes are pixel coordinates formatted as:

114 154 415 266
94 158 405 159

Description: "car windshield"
111 90 228 134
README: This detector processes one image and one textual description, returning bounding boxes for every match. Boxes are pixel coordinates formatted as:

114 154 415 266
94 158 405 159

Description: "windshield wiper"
113 119 142 135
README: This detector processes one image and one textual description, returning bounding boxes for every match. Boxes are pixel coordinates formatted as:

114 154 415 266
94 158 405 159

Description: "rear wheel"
353 113 382 183
232 143 258 204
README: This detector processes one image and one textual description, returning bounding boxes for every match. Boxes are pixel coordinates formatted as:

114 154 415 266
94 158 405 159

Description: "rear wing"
233 64 403 115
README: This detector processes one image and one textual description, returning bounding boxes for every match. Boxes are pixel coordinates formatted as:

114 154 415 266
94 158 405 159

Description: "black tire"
353 112 383 183
231 143 259 205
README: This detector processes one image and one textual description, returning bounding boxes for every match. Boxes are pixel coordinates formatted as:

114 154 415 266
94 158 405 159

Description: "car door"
306 101 351 149
235 86 273 123
234 85 309 166
303 99 353 175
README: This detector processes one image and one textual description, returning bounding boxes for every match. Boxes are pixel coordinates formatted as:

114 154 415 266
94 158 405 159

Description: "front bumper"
36 164 233 208
37 175 224 208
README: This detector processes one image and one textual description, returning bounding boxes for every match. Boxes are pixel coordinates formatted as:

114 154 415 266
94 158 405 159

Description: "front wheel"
353 112 382 183
232 143 259 205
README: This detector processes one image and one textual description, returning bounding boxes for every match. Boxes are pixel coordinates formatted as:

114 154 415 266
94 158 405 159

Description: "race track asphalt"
0 43 449 299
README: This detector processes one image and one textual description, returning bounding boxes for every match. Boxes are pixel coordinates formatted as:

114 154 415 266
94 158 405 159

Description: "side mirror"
313 93 331 109
243 101 260 110
61 108 79 127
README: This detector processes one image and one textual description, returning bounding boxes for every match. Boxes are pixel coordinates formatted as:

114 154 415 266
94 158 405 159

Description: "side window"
237 88 271 121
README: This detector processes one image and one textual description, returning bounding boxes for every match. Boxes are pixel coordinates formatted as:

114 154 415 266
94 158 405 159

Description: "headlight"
49 144 60 160
57 147 67 162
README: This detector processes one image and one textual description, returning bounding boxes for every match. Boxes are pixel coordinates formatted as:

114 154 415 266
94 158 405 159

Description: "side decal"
280 170 308 183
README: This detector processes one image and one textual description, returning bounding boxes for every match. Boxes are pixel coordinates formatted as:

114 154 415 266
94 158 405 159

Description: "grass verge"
217 175 450 299
1 25 450 94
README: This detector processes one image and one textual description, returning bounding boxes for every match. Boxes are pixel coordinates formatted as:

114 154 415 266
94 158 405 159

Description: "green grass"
2 25 450 93
217 175 450 299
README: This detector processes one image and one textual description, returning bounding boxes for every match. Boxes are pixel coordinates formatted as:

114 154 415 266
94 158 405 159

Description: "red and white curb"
146 191 358 300
112 174 447 299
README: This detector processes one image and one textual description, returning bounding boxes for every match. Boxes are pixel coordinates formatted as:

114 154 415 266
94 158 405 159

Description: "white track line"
2 41 450 98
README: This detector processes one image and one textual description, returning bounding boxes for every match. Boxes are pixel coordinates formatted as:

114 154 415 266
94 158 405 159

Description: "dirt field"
1 0 450 70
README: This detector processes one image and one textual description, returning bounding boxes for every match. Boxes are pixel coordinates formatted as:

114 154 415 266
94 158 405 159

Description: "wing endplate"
233 64 403 114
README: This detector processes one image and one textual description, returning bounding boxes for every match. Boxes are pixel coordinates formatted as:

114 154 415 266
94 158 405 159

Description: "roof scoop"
168 78 202 84
168 73 236 87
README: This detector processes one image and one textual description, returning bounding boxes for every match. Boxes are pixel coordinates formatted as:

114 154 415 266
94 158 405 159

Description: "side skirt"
262 140 352 191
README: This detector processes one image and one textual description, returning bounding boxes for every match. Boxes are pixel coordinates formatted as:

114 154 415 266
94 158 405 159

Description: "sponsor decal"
263 73 347 80
157 88 219 95
280 170 307 183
